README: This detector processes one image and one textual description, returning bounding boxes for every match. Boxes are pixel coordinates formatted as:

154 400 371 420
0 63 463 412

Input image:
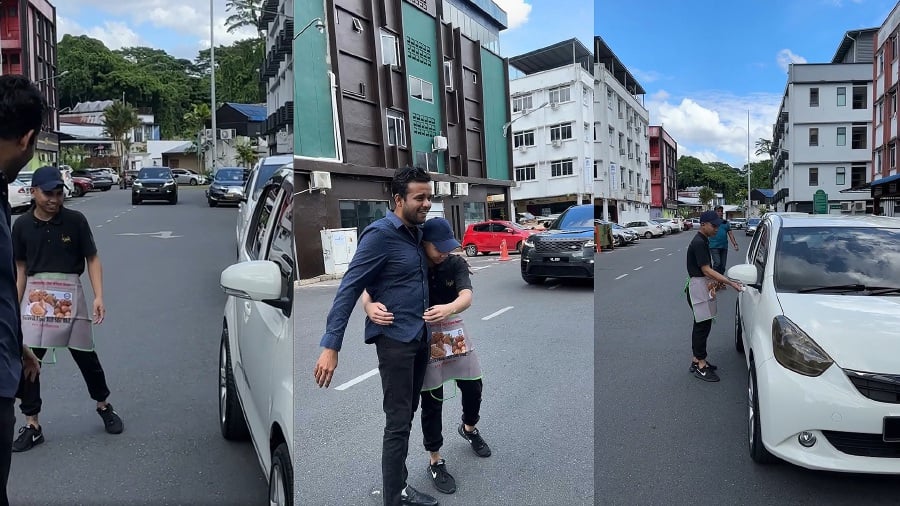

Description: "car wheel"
514 241 523 253
101 187 110 191
748 364 778 464
644 231 652 239
734 300 745 354
219 327 250 440
269 443 293 506
170 195 178 205
190 178 198 186
73 186 84 198
209 199 218 207
132 197 141 205
464 244 477 257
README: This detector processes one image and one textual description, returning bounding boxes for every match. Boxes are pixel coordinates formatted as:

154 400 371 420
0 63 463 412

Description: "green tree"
755 138 773 159
101 100 141 173
226 0 263 35
676 156 706 189
61 145 89 169
195 39 265 105
234 139 258 168
698 186 716 210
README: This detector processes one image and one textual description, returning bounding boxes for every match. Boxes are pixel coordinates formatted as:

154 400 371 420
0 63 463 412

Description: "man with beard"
314 167 438 506
0 75 43 505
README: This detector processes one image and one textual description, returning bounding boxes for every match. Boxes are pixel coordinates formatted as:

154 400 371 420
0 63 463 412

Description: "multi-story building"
259 0 293 155
648 125 677 218
771 28 876 214
1 0 60 168
507 39 594 218
594 35 650 224
872 9 900 215
293 0 514 279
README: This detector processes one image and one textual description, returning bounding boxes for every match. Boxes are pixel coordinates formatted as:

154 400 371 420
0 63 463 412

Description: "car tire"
748 364 778 464
219 327 250 441
73 186 84 198
101 187 110 191
464 244 477 257
209 199 218 207
514 241 523 253
644 231 652 239
169 195 178 205
132 197 141 205
269 442 293 506
522 274 546 285
734 300 745 354
190 178 198 186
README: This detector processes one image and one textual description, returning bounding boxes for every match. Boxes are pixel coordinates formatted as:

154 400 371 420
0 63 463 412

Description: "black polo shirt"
428 255 473 306
12 207 98 276
686 231 711 278
0 172 22 399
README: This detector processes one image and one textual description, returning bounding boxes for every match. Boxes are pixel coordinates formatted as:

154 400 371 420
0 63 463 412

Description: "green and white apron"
422 316 483 401
684 276 717 323
21 273 94 364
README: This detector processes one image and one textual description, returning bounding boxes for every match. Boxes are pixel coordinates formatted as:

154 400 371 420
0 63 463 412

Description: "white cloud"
631 68 663 84
646 91 782 167
493 0 532 30
776 49 807 73
56 15 85 40
85 21 143 50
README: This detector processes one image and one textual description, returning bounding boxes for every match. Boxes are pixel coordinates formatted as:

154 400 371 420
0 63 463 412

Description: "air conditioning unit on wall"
310 171 332 190
853 201 865 211
453 182 468 196
434 181 452 196
841 201 852 212
219 129 235 140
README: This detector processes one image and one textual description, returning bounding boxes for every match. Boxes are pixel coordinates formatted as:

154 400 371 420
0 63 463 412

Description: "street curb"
296 273 346 287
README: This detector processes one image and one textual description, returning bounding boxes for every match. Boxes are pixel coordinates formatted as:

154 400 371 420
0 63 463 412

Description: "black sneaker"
12 424 43 452
97 404 124 434
693 365 720 382
689 361 718 373
458 424 491 457
401 484 439 506
428 459 456 494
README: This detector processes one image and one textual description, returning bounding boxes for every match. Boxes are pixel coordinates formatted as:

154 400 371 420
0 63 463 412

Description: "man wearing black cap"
0 74 45 505
11 165 124 452
685 210 743 382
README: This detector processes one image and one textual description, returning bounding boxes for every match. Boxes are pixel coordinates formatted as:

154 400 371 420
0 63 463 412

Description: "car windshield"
253 163 283 194
553 206 594 229
215 169 245 182
138 169 170 179
774 227 900 292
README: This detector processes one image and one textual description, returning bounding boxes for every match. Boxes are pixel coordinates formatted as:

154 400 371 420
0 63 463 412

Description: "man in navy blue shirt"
314 167 438 506
0 75 44 505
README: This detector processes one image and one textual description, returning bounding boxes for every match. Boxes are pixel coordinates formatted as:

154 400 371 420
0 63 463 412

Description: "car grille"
845 370 900 404
822 431 900 458
142 182 163 188
535 239 587 253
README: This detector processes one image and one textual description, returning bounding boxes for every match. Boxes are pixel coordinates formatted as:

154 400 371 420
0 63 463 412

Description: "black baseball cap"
31 166 64 192
699 210 723 226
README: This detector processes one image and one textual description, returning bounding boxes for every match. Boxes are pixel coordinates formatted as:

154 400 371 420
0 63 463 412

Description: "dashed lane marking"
482 306 514 320
615 274 628 280
334 368 379 391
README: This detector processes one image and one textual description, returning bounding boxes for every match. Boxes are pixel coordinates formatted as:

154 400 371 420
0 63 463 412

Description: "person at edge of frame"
708 205 738 275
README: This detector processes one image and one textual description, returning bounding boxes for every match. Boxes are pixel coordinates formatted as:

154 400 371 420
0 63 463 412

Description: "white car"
236 154 292 258
172 168 206 185
218 165 294 504
8 179 32 211
729 213 900 474
623 220 665 239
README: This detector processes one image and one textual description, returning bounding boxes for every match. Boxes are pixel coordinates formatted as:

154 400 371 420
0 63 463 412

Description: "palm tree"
234 139 258 169
101 101 141 176
226 0 263 36
754 138 773 159
698 186 716 210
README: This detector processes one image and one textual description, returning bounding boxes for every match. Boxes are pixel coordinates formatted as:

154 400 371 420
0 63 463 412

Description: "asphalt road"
7 187 267 505
597 229 900 505
294 252 594 505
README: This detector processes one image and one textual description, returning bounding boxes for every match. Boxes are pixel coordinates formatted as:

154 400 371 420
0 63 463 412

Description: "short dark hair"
0 75 46 144
714 205 723 211
391 166 431 199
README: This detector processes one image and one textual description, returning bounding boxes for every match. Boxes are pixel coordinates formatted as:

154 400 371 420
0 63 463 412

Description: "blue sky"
597 0 898 167
497 0 593 58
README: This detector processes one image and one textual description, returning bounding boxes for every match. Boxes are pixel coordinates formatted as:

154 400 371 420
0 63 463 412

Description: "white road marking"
106 219 113 223
634 266 643 271
654 258 660 262
334 368 379 391
615 274 628 280
96 225 102 228
667 253 673 256
650 248 664 251
482 306 514 320
471 266 491 271
547 284 560 290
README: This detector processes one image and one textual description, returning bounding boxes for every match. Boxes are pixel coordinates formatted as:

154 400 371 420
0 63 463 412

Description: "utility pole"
209 0 217 174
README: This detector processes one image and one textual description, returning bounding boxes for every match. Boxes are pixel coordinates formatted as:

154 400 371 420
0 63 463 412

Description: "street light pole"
210 0 217 174
747 109 751 218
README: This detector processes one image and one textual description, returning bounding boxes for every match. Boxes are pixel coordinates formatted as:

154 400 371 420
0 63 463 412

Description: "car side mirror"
262 296 291 313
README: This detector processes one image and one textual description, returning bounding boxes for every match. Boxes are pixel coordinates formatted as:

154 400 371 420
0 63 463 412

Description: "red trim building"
648 125 677 218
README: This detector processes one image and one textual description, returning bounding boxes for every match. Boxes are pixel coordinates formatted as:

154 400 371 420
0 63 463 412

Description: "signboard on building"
609 162 617 192
36 131 59 153
583 158 593 194
813 189 828 214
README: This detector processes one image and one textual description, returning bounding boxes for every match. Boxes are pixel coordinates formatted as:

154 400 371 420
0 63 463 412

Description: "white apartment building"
593 35 650 224
259 0 293 155
772 30 876 214
507 39 595 217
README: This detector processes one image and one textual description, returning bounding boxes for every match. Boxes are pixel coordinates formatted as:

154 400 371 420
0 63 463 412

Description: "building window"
340 200 390 238
891 143 896 169
879 51 885 73
851 165 867 187
808 167 818 186
876 149 883 174
443 61 453 90
852 86 867 109
551 159 574 177
809 88 819 107
877 101 883 125
381 31 400 67
893 36 898 60
893 93 898 117
415 151 438 171
513 130 535 148
837 87 846 106
386 111 407 147
607 88 613 109
548 85 571 104
836 127 846 146
409 76 434 103
549 123 573 142
512 94 532 113
836 166 846 185
608 126 614 145
851 126 866 149
809 127 818 147
463 202 485 227
514 165 536 181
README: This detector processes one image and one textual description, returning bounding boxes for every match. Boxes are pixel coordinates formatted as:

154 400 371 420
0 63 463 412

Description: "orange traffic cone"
499 239 511 261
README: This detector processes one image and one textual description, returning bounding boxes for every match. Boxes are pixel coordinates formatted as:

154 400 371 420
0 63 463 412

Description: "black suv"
520 204 595 284
132 167 178 205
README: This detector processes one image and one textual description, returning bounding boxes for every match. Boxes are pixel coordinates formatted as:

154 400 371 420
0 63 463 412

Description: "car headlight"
583 240 595 248
772 315 834 377
523 238 535 248
132 181 142 187
164 180 175 186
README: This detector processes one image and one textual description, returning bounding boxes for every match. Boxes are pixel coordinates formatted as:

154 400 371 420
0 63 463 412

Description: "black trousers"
421 378 483 453
375 332 429 506
0 396 13 506
686 290 713 360
16 347 110 417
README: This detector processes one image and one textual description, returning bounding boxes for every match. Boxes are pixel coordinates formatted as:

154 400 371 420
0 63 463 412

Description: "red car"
461 220 536 257
71 176 94 197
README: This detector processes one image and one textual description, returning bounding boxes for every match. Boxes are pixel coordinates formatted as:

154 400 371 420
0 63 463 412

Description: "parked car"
650 219 675 235
611 223 639 243
171 168 206 186
623 220 665 239
71 176 94 197
520 204 594 284
236 155 293 251
72 169 113 191
655 217 684 232
8 179 31 212
219 165 294 504
730 218 746 230
746 217 761 236
94 168 119 185
728 213 900 472
119 170 139 189
598 220 636 246
207 167 248 207
131 166 178 205
461 220 536 256
686 218 700 229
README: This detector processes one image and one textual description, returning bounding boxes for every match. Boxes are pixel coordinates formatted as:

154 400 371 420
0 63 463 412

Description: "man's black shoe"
689 361 718 373
428 459 456 494
401 484 439 506
693 365 720 382
97 404 124 434
12 424 43 452
458 424 491 457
